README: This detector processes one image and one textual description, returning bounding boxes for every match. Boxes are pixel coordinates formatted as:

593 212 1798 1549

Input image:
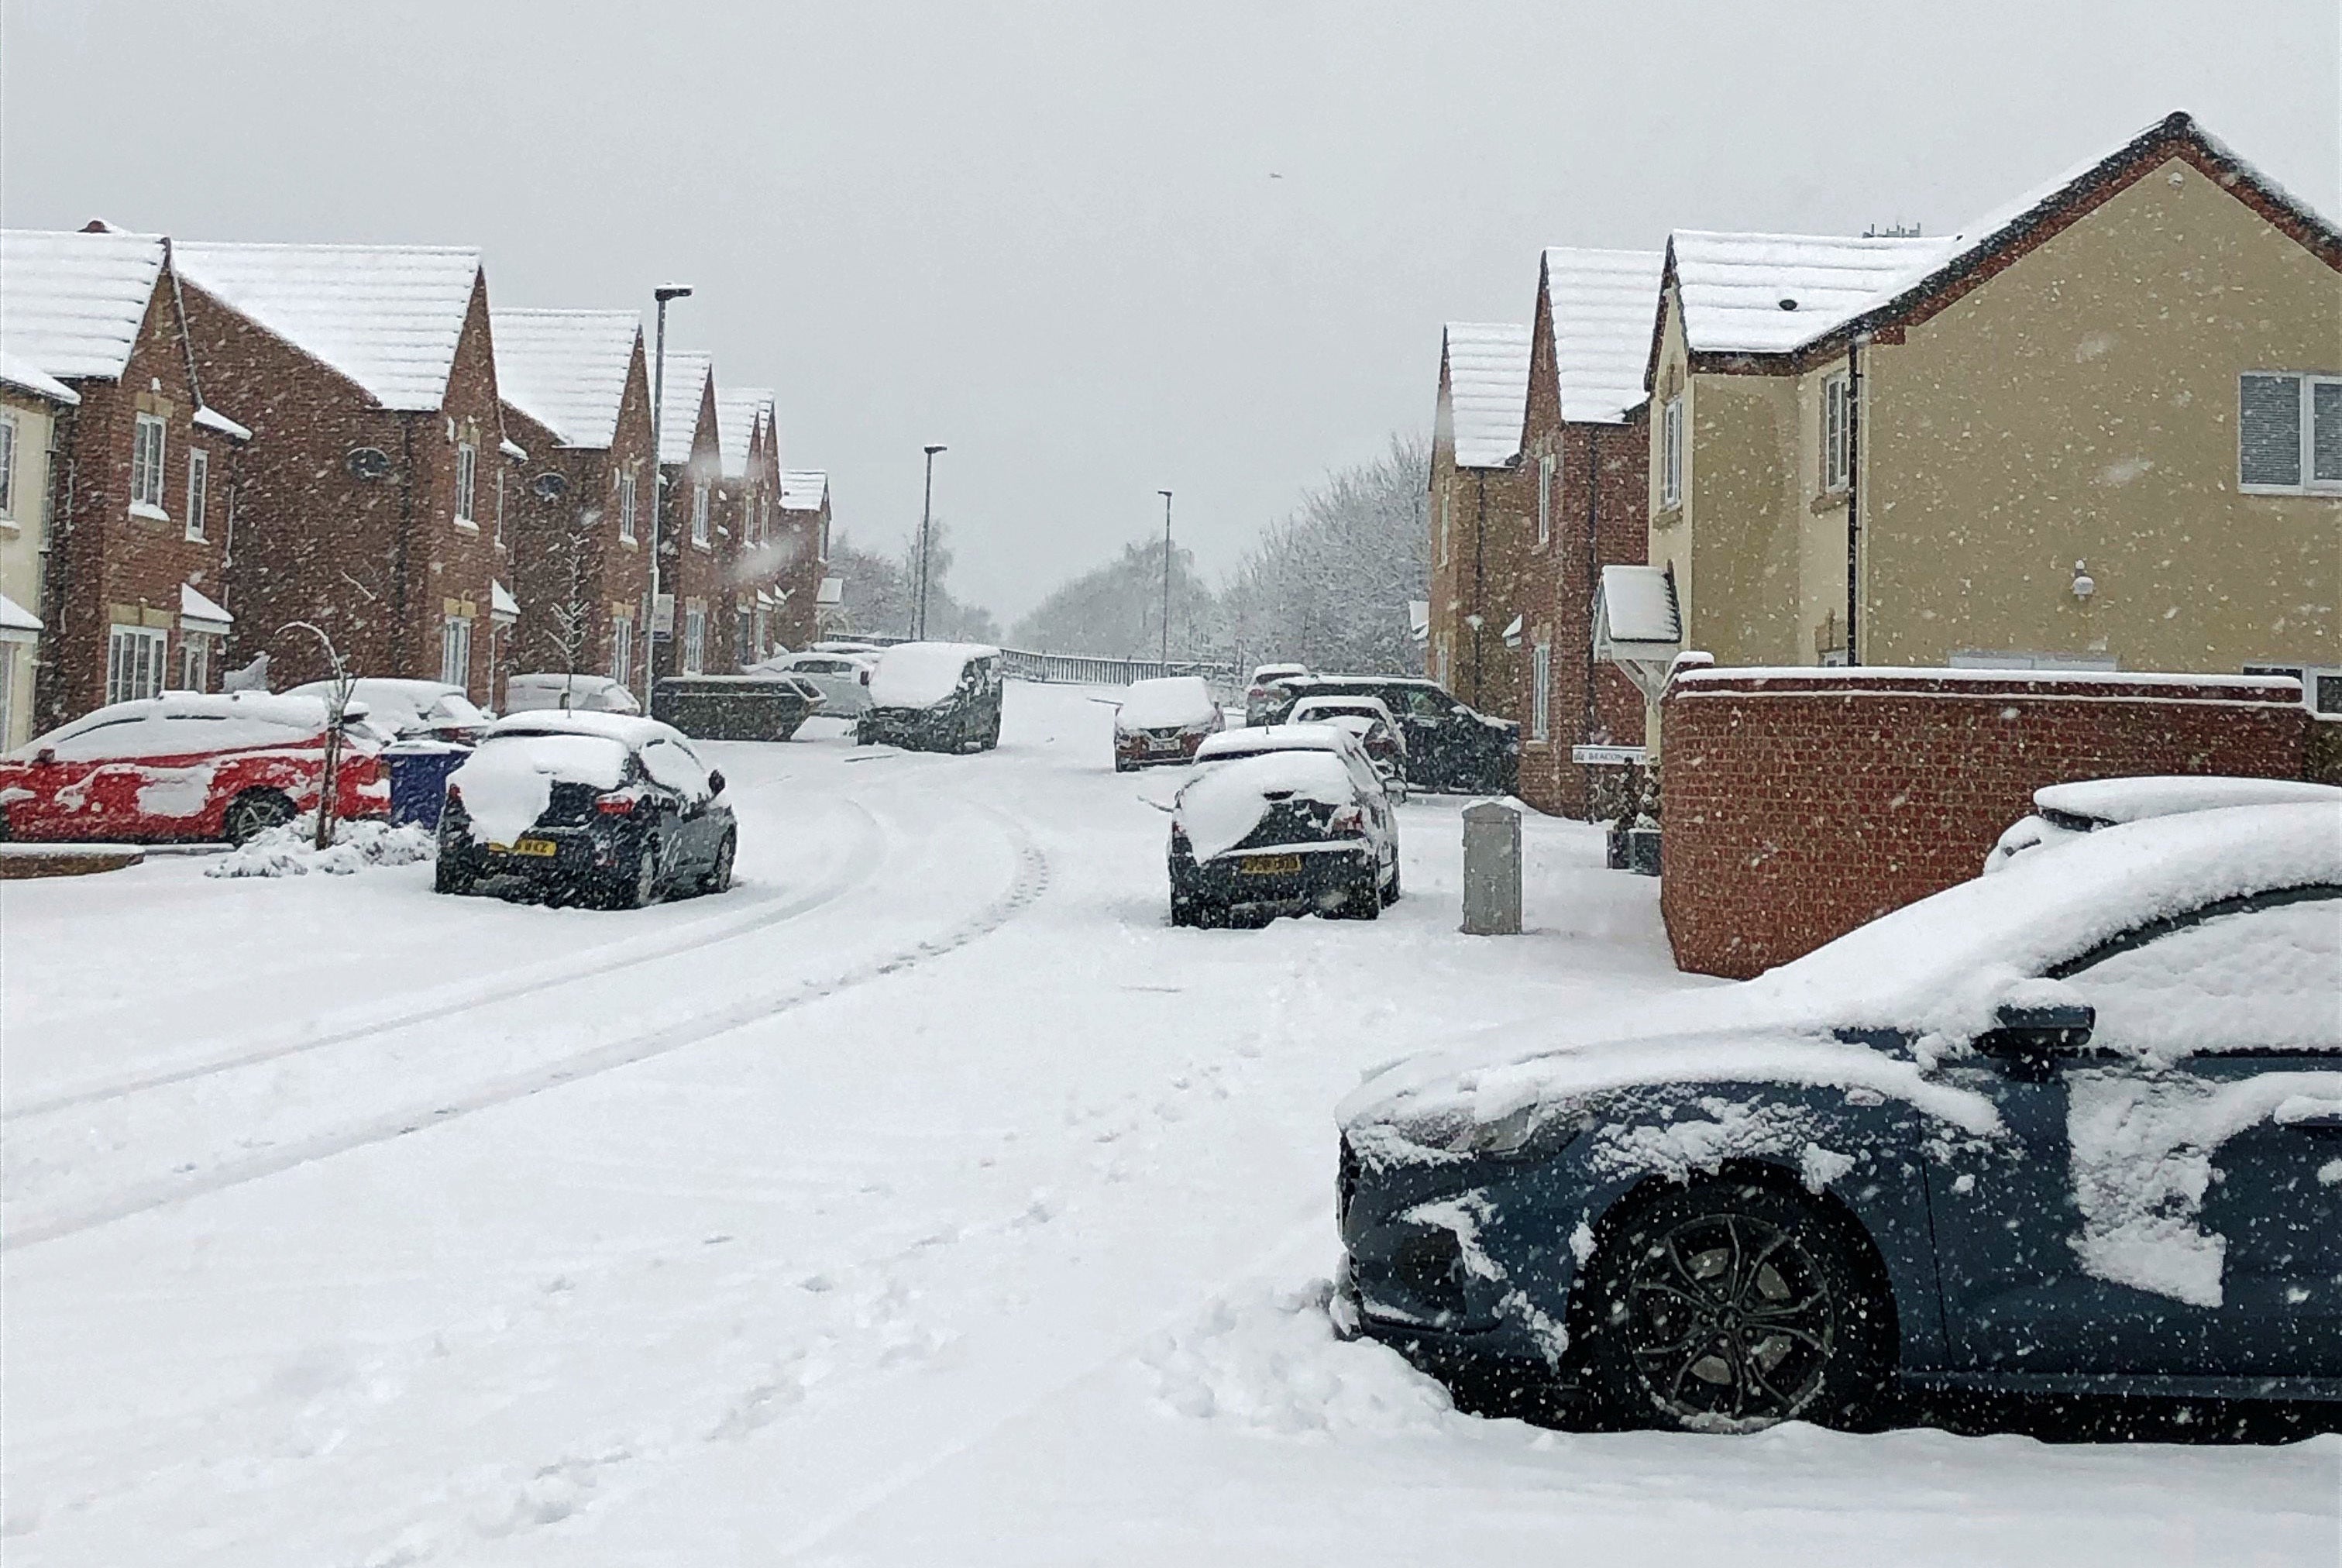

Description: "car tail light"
1330 804 1366 836
596 792 638 815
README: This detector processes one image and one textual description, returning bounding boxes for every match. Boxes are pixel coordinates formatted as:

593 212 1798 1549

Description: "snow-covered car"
1191 724 1375 772
1168 746 1399 927
856 642 1002 752
1336 800 2342 1432
1244 662 1312 726
810 639 886 658
1260 676 1516 794
1983 774 2342 873
1284 694 1408 800
1113 676 1226 771
748 650 875 716
436 711 735 908
502 672 642 716
0 692 389 845
286 677 492 742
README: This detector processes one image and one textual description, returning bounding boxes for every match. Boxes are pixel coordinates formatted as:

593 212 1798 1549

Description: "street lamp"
916 443 946 640
1157 489 1174 666
645 284 692 704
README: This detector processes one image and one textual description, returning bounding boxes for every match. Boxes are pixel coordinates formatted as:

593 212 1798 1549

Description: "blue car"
1335 800 2341 1431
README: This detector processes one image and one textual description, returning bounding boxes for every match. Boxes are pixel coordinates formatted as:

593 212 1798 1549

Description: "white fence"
996 648 1243 698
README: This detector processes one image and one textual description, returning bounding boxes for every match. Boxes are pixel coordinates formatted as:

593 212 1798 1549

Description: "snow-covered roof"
655 352 713 466
179 582 233 632
0 350 78 405
0 228 167 383
490 308 640 449
1542 247 1665 424
193 404 249 440
499 437 527 462
491 580 520 621
781 470 828 510
1595 565 1680 647
1670 231 1957 355
815 576 844 607
715 386 775 480
173 241 483 411
1443 322 1531 469
0 590 42 637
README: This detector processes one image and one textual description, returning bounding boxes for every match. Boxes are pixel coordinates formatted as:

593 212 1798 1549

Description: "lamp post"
645 284 692 704
915 443 946 640
1157 489 1173 667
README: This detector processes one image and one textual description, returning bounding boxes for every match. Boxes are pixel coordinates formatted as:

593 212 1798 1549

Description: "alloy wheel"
1622 1211 1837 1428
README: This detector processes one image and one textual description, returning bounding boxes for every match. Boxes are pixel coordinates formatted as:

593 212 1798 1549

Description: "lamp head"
924 444 947 457
654 284 693 303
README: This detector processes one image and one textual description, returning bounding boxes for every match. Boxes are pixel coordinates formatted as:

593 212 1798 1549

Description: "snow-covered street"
4 681 2335 1566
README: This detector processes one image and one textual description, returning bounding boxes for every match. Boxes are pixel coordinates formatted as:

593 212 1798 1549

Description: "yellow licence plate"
1240 854 1304 875
493 837 559 858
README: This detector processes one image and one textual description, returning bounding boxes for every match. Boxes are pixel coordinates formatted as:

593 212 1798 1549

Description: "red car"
1113 676 1226 772
0 693 390 845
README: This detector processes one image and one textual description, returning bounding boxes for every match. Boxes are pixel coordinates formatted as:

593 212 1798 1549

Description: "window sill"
618 536 639 551
453 517 480 533
128 502 170 523
0 517 19 535
184 530 207 545
1651 505 1683 530
2238 483 2342 498
692 540 712 553
1809 489 1850 514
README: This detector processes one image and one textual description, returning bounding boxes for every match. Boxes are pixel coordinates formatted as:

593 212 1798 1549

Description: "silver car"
749 651 875 716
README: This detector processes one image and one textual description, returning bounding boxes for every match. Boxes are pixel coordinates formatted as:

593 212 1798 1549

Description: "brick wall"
658 380 724 678
1657 667 2310 978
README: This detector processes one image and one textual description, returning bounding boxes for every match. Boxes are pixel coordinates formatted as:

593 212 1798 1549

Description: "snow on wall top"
0 349 80 405
173 242 482 411
714 386 775 480
0 229 166 383
655 352 713 466
490 308 639 449
1670 231 1957 355
1443 322 1532 469
1542 248 1664 424
781 470 828 511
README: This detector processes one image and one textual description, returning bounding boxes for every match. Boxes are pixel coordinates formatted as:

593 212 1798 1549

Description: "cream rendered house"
1611 112 2342 741
0 357 74 750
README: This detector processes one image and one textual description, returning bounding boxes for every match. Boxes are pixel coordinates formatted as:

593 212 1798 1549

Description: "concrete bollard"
1460 800 1522 935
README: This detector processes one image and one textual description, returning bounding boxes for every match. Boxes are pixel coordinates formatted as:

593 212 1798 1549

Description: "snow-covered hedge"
205 817 435 879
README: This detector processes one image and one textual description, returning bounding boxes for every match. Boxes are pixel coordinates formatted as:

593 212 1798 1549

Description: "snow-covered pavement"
4 682 2335 1565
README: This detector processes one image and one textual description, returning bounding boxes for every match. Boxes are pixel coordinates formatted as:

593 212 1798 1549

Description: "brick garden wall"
1657 667 2310 978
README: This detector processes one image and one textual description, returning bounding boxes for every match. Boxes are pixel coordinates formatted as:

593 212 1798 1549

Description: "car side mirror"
1450 703 1473 717
1976 1000 2096 1081
707 769 726 796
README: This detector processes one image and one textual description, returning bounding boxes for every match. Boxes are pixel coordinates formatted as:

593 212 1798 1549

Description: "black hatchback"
435 712 736 909
1261 676 1517 794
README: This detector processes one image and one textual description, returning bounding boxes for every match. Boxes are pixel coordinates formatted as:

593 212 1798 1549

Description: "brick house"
775 470 831 651
175 242 517 703
1507 248 1663 817
491 308 658 698
0 356 78 748
0 228 252 730
1426 322 1533 714
1622 112 2342 753
712 384 779 669
652 352 721 677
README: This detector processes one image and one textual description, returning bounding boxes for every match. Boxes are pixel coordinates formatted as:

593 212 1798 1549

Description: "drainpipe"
35 414 74 727
1471 470 1487 704
1844 339 1865 667
396 415 415 676
1581 424 1601 746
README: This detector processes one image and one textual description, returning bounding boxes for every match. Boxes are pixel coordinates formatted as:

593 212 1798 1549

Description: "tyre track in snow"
4 792 889 1124
4 805 1050 1253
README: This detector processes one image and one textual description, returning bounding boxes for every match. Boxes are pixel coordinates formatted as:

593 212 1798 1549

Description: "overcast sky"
5 2 2335 623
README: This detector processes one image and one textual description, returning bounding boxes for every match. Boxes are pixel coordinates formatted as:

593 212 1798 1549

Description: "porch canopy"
1593 564 1682 703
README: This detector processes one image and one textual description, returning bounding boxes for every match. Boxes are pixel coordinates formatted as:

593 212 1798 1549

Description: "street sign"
1571 744 1648 766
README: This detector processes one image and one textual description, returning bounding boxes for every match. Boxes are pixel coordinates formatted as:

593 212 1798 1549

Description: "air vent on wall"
346 446 393 480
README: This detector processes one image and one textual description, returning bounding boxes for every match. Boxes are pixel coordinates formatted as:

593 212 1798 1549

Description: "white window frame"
1659 396 1683 511
1436 487 1450 566
178 631 212 693
0 411 16 518
618 470 638 542
494 462 506 547
683 604 706 672
691 482 710 547
455 442 478 525
1530 640 1551 742
1536 454 1554 547
132 413 168 511
106 624 167 704
1822 371 1852 493
610 613 635 687
2238 372 2342 495
2244 662 2342 717
185 448 209 541
440 614 473 689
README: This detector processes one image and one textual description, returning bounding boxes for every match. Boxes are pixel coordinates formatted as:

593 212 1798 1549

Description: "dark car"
653 673 824 741
1260 676 1515 794
1335 801 2341 1430
435 712 735 909
1168 745 1399 926
856 642 1003 752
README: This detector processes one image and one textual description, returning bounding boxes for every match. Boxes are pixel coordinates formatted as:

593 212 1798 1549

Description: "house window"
692 482 710 546
610 613 635 688
1436 487 1450 566
0 645 15 747
494 464 506 547
186 449 210 541
106 624 167 704
179 632 212 693
1822 372 1852 493
1659 396 1683 510
0 412 15 517
440 614 473 689
132 414 168 511
1536 455 1555 546
683 604 706 672
2244 662 2342 717
455 442 478 524
1530 641 1551 742
2238 373 2342 493
618 472 638 542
